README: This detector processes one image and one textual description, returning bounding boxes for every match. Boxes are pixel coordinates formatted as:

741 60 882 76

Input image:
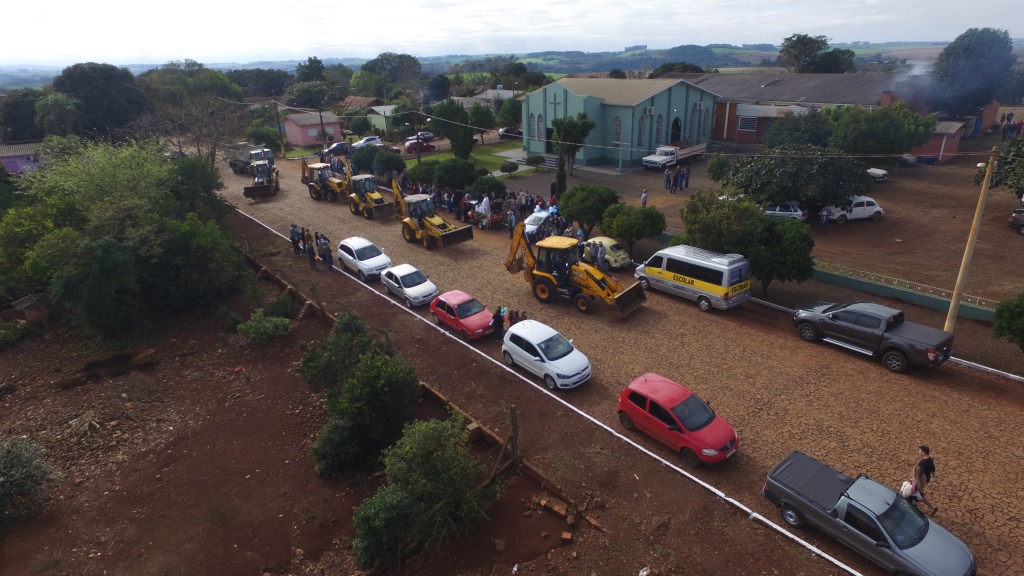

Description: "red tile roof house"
0 142 45 173
283 112 344 148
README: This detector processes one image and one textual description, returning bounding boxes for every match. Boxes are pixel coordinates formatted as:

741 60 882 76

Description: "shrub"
668 235 688 247
264 293 299 320
0 435 58 537
524 154 546 169
299 313 392 394
311 417 361 475
217 306 244 330
993 292 1024 353
0 321 34 351
237 308 289 345
325 353 420 454
353 484 418 568
499 161 519 175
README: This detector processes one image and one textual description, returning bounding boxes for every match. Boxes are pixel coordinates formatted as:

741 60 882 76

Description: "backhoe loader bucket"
243 184 274 198
612 280 647 317
370 201 395 219
437 224 474 248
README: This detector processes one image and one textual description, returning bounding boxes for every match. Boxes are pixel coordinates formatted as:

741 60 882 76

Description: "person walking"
594 241 607 272
817 207 831 235
664 167 672 190
289 224 301 256
914 445 939 516
549 179 556 200
305 240 318 270
641 188 648 208
683 165 691 188
298 227 307 251
321 235 335 271
490 306 506 341
316 232 328 267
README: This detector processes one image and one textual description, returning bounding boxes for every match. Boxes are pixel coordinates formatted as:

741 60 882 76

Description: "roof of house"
554 78 712 106
286 112 342 126
475 89 516 100
340 96 382 109
0 142 42 158
934 120 965 134
661 72 899 106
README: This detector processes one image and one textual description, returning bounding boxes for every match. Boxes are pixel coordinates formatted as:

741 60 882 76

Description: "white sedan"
381 264 439 308
501 320 591 390
336 236 392 282
351 136 383 150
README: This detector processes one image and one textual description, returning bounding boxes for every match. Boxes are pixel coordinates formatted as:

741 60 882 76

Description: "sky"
3 0 1022 67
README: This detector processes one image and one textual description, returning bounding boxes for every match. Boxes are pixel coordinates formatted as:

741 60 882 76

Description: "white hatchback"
380 264 439 308
501 320 591 390
337 236 392 282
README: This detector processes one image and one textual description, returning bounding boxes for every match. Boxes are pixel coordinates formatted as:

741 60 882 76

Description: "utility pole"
273 99 286 159
944 147 998 332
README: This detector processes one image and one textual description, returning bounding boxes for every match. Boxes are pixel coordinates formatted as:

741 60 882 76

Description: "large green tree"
51 62 152 133
433 157 477 191
825 102 935 158
0 88 45 141
726 144 871 207
601 204 666 258
930 28 1016 117
779 34 854 73
558 184 620 239
225 68 293 97
468 102 496 144
360 53 423 92
431 99 475 159
551 112 596 176
282 80 333 110
741 217 815 294
978 135 1024 199
680 189 761 253
761 108 833 149
496 96 522 129
425 74 451 103
295 56 327 83
34 91 84 137
648 61 707 78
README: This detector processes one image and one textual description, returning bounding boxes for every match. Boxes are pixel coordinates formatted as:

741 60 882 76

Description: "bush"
264 293 299 320
0 321 34 351
525 154 546 169
353 484 418 568
217 306 244 330
499 161 519 175
993 292 1024 353
237 308 290 345
0 435 58 537
299 313 392 394
311 417 362 475
668 235 688 247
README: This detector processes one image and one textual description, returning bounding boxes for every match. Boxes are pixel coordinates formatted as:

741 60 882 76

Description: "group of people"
999 112 1021 141
288 224 334 271
664 165 691 193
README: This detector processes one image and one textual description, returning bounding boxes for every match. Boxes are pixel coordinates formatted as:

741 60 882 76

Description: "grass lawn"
412 140 524 173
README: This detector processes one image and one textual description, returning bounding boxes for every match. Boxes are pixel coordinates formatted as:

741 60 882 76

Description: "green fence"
813 270 994 322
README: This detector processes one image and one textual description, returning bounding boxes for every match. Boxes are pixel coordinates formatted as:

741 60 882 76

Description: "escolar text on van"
634 245 751 312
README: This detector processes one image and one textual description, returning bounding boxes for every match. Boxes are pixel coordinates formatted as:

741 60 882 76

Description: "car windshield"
537 333 574 361
455 298 485 318
671 394 715 432
354 244 382 261
526 213 547 226
609 243 624 253
877 494 929 549
400 270 427 288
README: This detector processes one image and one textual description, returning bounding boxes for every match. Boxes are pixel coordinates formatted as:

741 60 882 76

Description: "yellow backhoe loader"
348 173 394 219
392 181 474 249
505 221 646 316
300 157 347 202
242 160 280 198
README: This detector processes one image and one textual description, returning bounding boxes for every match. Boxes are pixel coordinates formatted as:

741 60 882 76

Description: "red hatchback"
616 373 738 466
430 290 495 341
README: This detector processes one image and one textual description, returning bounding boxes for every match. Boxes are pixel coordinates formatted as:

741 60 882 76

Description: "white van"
634 245 751 312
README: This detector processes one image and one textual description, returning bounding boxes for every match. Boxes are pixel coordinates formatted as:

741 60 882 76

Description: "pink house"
0 142 45 173
283 112 344 148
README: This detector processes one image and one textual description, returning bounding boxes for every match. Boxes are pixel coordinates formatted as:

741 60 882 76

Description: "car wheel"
358 270 367 283
402 225 416 243
307 184 320 200
502 351 515 367
680 448 701 467
835 214 848 224
432 313 441 325
780 504 805 528
1018 226 1024 236
869 211 882 221
697 296 713 313
404 298 413 309
383 284 391 295
363 207 374 219
327 191 337 203
543 375 557 390
349 200 359 215
618 412 634 430
575 294 592 313
797 323 819 342
882 350 909 373
461 330 472 343
638 276 650 290
532 278 557 303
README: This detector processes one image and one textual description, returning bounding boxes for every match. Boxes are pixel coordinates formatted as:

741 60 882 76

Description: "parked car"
404 140 437 154
866 168 888 182
763 451 975 576
336 236 392 282
498 127 523 140
381 264 439 308
616 373 738 467
1009 208 1024 235
323 141 350 156
826 195 884 223
379 144 402 154
523 211 553 242
405 131 434 142
430 290 495 341
351 136 383 150
763 202 808 223
501 320 591 390
900 154 918 166
582 236 632 269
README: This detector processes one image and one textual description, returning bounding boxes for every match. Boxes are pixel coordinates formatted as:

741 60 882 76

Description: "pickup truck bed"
764 451 853 514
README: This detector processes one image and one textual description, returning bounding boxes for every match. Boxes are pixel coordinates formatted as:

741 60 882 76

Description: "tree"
679 189 761 253
468 102 496 144
425 74 451 103
607 68 628 79
558 184 620 239
433 157 477 191
761 109 833 149
0 435 57 537
980 135 1024 199
551 112 596 176
779 34 853 73
469 176 507 204
225 68 293 97
993 292 1024 353
299 313 391 395
0 88 45 141
741 217 815 294
51 62 152 133
726 144 871 207
360 53 423 92
34 91 83 137
496 97 522 129
930 28 1016 117
295 56 327 83
282 80 332 109
601 204 666 258
350 145 380 175
372 151 406 178
406 159 439 187
825 102 935 158
349 70 392 99
705 152 730 182
349 115 371 137
49 236 139 337
499 161 519 176
431 99 475 159
648 61 706 78
996 68 1024 106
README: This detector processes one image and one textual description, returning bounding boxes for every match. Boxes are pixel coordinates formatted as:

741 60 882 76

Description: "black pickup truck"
792 301 954 373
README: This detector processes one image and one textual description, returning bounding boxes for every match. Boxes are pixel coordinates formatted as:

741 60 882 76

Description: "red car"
430 290 495 341
616 373 738 466
405 140 436 154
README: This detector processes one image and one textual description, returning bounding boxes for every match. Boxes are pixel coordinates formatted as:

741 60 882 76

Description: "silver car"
763 202 808 223
336 236 392 282
380 264 439 308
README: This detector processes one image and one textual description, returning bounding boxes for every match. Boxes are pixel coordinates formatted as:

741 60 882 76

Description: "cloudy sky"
4 0 1021 67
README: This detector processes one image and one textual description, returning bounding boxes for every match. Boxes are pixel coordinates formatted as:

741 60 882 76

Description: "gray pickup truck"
792 301 953 373
763 451 976 576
